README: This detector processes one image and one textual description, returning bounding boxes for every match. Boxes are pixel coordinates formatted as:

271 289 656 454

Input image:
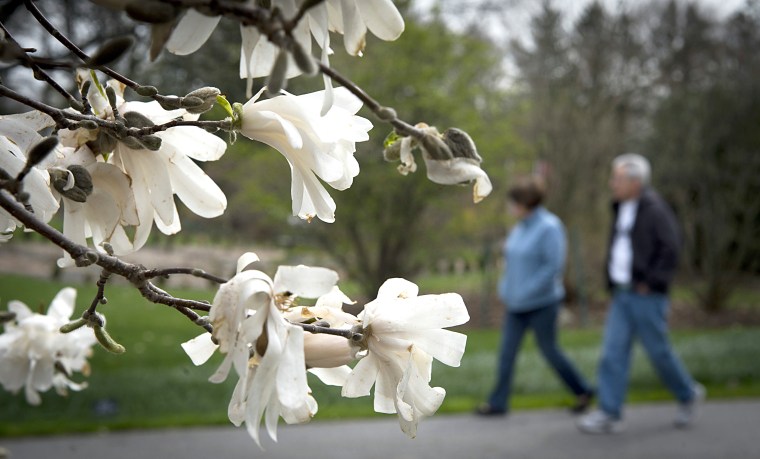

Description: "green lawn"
1 274 759 436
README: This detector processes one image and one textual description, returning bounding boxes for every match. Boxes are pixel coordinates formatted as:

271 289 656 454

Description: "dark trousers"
488 302 591 411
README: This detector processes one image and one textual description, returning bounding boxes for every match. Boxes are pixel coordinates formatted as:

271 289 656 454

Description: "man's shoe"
673 383 706 429
570 391 595 415
577 409 624 434
474 403 507 417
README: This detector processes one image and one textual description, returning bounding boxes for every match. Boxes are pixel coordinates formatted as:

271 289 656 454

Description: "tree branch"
0 188 214 332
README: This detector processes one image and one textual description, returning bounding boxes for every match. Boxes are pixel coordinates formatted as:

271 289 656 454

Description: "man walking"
577 153 704 434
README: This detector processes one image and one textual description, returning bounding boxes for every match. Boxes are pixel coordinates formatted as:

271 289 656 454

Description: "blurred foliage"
2 0 758 309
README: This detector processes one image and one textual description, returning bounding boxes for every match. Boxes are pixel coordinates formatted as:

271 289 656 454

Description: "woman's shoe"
570 392 595 414
474 403 507 416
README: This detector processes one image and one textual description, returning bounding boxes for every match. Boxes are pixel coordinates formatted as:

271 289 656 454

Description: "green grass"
1 274 759 437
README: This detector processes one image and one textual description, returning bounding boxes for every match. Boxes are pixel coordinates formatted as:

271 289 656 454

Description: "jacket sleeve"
512 223 566 303
645 204 680 291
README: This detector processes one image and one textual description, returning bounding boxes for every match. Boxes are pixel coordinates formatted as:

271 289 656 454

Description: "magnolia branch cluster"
0 0 490 445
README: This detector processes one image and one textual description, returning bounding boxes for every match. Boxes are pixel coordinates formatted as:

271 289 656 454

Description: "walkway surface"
2 400 758 459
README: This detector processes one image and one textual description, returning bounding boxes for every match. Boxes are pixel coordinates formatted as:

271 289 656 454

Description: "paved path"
2 400 758 459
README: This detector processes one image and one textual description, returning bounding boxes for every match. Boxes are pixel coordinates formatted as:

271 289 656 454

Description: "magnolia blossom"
0 288 96 405
49 134 140 266
165 0 403 109
389 126 493 203
239 87 372 222
182 253 343 445
0 113 60 241
342 278 470 438
77 78 228 251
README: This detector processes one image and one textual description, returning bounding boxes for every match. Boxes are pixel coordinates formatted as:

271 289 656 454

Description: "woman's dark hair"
507 176 546 210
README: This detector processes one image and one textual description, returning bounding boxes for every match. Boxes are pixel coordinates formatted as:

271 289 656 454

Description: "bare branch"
0 188 213 332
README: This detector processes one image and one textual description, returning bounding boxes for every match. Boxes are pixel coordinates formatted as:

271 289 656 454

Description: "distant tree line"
514 1 760 311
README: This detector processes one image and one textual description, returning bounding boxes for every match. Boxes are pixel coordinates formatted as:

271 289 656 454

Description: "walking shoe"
570 391 595 415
577 410 624 434
474 403 507 417
673 383 706 429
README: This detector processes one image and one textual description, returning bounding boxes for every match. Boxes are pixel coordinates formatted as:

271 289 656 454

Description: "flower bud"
376 106 397 121
105 85 118 108
135 85 159 97
69 99 85 113
120 135 144 150
184 87 220 114
125 0 178 24
185 87 220 101
26 136 58 169
93 325 126 354
68 165 93 196
138 135 162 151
156 95 182 110
123 111 155 128
291 41 317 76
60 318 87 333
77 120 99 130
87 36 134 67
180 96 204 108
265 49 289 96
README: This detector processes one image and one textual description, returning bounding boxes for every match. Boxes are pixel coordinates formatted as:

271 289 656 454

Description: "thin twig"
295 322 363 342
86 269 112 316
0 188 213 332
24 0 142 92
144 267 228 284
0 21 80 108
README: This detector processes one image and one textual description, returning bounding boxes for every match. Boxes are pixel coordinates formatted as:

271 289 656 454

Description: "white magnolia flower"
48 134 139 266
342 278 470 438
239 87 372 223
392 125 493 203
0 288 96 405
0 113 60 241
80 78 228 251
166 1 403 106
182 253 342 445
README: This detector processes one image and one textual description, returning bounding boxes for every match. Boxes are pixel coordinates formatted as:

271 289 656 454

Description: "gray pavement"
2 400 758 459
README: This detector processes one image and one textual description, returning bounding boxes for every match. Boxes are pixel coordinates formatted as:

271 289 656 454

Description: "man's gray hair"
612 153 651 184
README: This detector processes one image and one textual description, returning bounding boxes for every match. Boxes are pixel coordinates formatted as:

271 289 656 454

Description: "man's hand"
636 283 650 295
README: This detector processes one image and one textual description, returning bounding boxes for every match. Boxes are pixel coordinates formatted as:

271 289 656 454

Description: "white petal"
181 333 218 366
8 300 33 322
357 0 405 41
236 252 260 273
341 355 378 398
166 10 221 55
47 287 76 322
423 157 493 203
392 328 467 367
376 278 419 300
160 126 227 161
273 265 338 298
308 365 351 386
372 293 470 332
340 0 367 56
166 153 227 218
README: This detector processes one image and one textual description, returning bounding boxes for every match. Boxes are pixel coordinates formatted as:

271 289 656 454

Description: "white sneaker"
577 409 624 434
673 383 706 429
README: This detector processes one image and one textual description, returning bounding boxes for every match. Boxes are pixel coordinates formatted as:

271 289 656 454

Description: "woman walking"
477 176 594 416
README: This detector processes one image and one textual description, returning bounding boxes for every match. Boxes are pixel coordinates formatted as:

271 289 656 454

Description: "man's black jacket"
606 188 681 293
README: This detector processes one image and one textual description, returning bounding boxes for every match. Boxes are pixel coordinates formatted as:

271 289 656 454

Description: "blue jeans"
488 302 592 411
598 290 695 419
